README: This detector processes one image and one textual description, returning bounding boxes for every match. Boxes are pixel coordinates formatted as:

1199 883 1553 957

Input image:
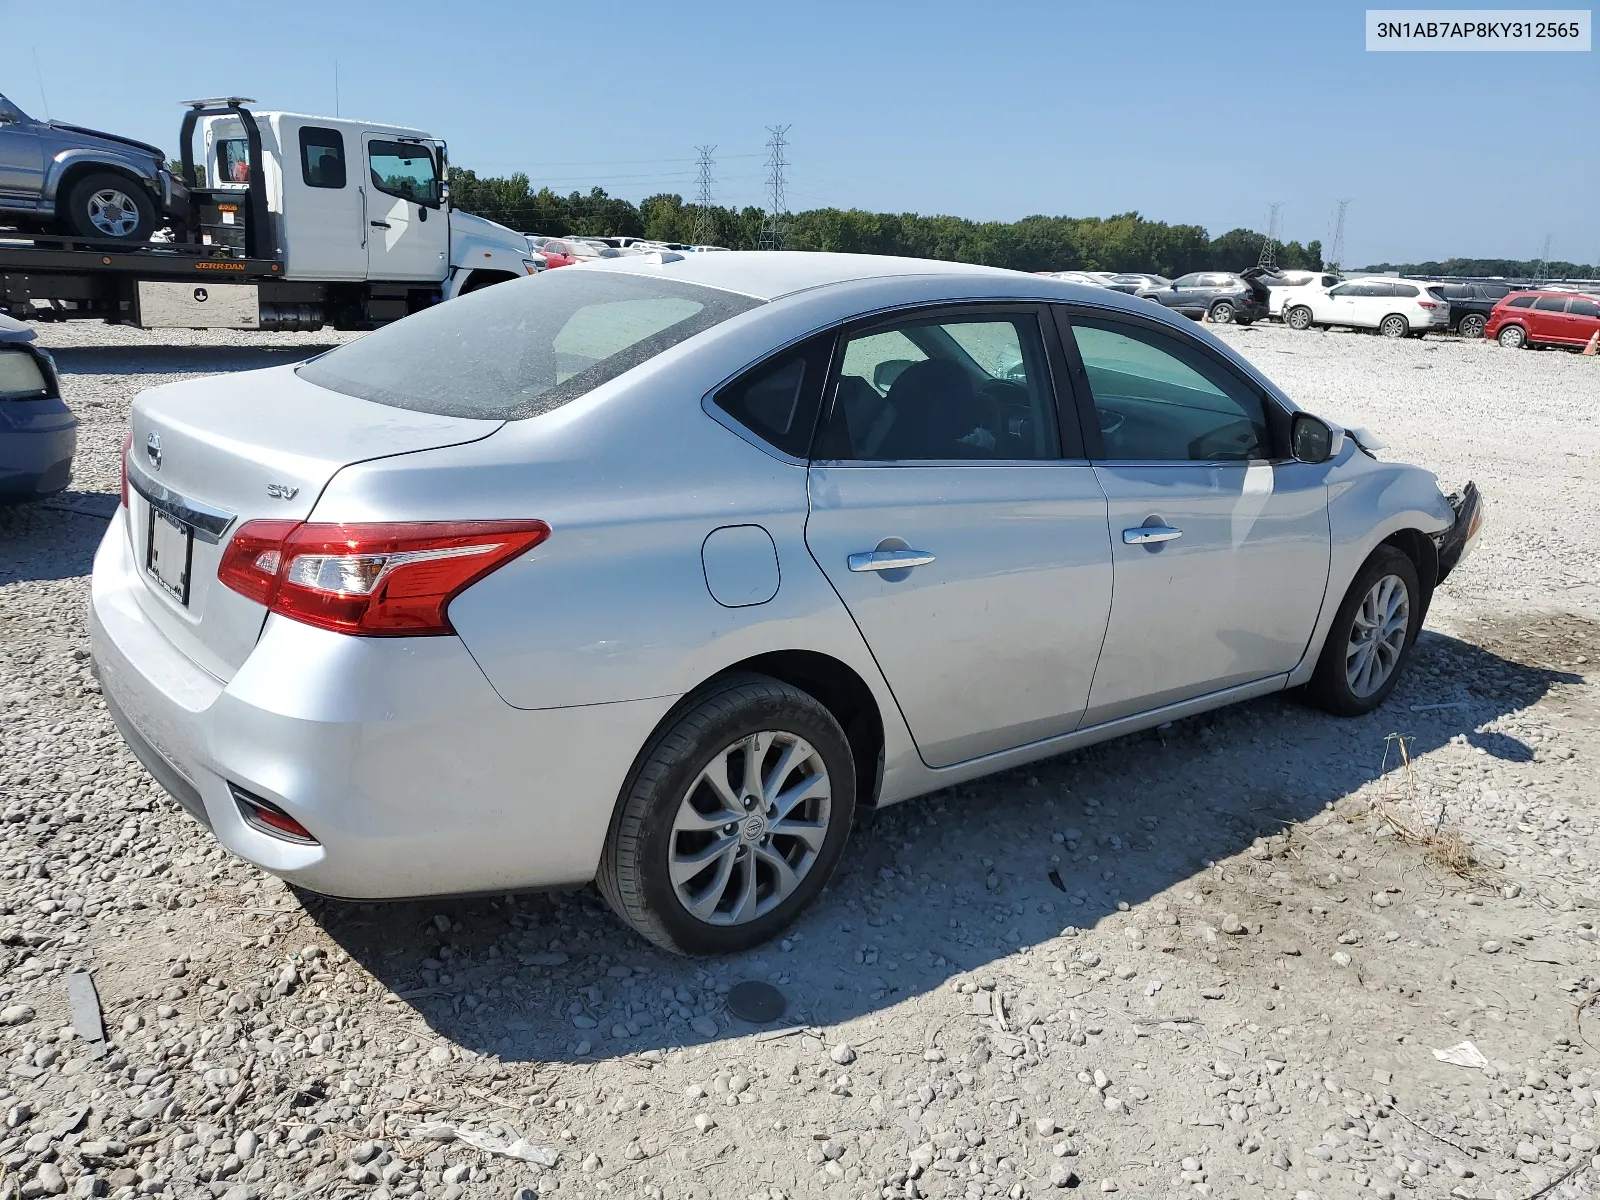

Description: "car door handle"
848 549 936 572
1123 525 1183 545
370 220 391 229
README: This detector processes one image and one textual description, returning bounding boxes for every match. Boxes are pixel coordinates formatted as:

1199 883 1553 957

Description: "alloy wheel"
1345 573 1410 698
1287 307 1312 331
1459 314 1485 339
668 730 831 926
1380 315 1408 338
1499 325 1526 349
86 189 142 238
1210 301 1234 324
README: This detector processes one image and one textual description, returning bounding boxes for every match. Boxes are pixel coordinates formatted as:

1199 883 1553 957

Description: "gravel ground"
1 319 1597 1200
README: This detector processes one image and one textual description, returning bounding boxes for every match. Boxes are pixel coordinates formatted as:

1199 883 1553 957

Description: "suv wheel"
64 172 157 242
1497 324 1527 349
597 674 857 955
1208 300 1235 324
1305 546 1423 717
1457 313 1486 339
1378 314 1409 338
1285 305 1314 331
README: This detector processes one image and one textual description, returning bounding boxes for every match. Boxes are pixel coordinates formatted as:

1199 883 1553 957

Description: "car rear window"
297 271 763 420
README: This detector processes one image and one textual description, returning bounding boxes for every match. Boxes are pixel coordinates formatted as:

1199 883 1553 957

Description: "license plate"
146 508 194 606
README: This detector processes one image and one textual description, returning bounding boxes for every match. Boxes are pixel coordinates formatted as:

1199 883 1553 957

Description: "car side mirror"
1291 412 1335 464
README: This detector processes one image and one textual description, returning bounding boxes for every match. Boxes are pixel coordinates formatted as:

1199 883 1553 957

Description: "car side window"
1392 284 1419 298
368 141 439 205
1507 295 1535 309
1066 318 1271 463
1568 299 1600 319
815 312 1060 462
1533 297 1569 312
711 334 832 460
299 127 346 189
1172 274 1201 288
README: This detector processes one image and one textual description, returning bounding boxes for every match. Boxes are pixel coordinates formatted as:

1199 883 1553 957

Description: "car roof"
582 250 1041 302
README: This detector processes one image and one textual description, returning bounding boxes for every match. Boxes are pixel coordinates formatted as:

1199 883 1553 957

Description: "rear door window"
1393 284 1420 298
299 127 346 189
1568 299 1600 319
297 271 763 420
1533 297 1569 312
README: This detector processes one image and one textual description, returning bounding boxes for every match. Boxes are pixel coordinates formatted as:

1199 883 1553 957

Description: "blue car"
0 315 77 504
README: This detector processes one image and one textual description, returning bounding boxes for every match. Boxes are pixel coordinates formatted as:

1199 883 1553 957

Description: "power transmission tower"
1533 233 1553 283
691 145 716 246
1328 198 1351 272
758 125 791 251
1256 202 1285 271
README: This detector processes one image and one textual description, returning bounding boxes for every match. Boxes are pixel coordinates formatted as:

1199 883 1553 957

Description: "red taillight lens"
119 428 133 507
1417 300 1439 309
217 520 550 636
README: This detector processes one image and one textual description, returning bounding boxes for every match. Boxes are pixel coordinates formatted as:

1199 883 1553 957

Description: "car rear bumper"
89 507 677 900
0 400 77 504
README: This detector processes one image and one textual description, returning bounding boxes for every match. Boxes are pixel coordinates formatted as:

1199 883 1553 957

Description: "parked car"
1048 271 1112 287
90 252 1482 954
1434 282 1524 339
1263 271 1342 319
1484 290 1600 350
536 239 583 268
0 91 185 242
1141 271 1269 324
1283 277 1450 338
1104 273 1170 295
0 314 76 503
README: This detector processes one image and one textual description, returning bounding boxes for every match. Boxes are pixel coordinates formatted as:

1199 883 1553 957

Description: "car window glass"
1173 274 1201 288
712 337 830 459
0 95 26 124
217 138 250 185
1440 285 1470 299
1321 276 1340 287
1507 295 1535 308
1568 299 1600 319
1533 297 1569 312
817 313 1059 462
1393 284 1420 298
1327 283 1353 297
298 127 346 189
368 141 438 205
297 272 762 421
1068 319 1270 463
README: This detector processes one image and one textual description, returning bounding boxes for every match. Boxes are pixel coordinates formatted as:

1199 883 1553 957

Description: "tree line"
446 168 1326 275
1355 256 1595 279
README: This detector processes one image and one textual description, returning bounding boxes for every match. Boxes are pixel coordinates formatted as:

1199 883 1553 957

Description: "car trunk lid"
124 365 501 680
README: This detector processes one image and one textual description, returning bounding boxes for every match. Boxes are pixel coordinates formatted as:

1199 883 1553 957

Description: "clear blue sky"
3 0 1594 266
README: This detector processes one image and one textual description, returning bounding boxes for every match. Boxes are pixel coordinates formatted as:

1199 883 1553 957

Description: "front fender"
43 149 162 206
445 237 532 299
1286 453 1456 687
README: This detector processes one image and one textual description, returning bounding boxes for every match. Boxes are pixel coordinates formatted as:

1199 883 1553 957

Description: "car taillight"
1417 300 1438 309
217 520 550 636
119 428 133 507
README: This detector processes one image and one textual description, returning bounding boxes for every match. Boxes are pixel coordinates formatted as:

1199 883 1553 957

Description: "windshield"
297 271 763 420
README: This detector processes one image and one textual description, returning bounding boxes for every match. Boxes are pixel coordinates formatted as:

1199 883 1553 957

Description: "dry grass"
1372 734 1497 884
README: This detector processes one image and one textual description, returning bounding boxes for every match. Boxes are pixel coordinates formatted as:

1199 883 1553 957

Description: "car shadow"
0 492 114 583
295 628 1582 1070
48 345 341 376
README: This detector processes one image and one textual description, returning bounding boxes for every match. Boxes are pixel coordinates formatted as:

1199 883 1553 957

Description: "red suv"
1485 290 1600 350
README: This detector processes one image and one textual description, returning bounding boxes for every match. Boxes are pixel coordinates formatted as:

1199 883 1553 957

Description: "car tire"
1305 546 1423 718
1208 300 1235 324
1379 314 1409 339
1497 324 1527 349
596 673 857 955
63 172 158 242
1286 305 1314 331
1457 313 1486 339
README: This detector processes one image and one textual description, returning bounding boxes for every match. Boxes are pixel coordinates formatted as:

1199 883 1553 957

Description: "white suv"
1266 271 1342 318
1284 277 1451 338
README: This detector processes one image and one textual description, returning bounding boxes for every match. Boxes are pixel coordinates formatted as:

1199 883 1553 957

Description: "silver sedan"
90 252 1483 954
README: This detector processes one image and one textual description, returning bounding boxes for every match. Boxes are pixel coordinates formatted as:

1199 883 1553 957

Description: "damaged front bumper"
1434 481 1483 584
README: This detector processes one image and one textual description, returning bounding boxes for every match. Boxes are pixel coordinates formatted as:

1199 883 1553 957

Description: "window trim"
810 301 1082 467
1050 304 1292 466
298 126 347 190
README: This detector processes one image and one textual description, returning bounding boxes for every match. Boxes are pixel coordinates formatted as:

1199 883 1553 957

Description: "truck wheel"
1457 313 1486 339
459 270 519 295
64 172 156 242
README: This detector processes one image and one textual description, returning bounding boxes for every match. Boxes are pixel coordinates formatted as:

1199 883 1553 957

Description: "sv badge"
265 483 299 500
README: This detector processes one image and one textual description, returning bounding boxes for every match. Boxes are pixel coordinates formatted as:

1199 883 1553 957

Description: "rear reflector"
229 783 318 843
217 519 550 636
